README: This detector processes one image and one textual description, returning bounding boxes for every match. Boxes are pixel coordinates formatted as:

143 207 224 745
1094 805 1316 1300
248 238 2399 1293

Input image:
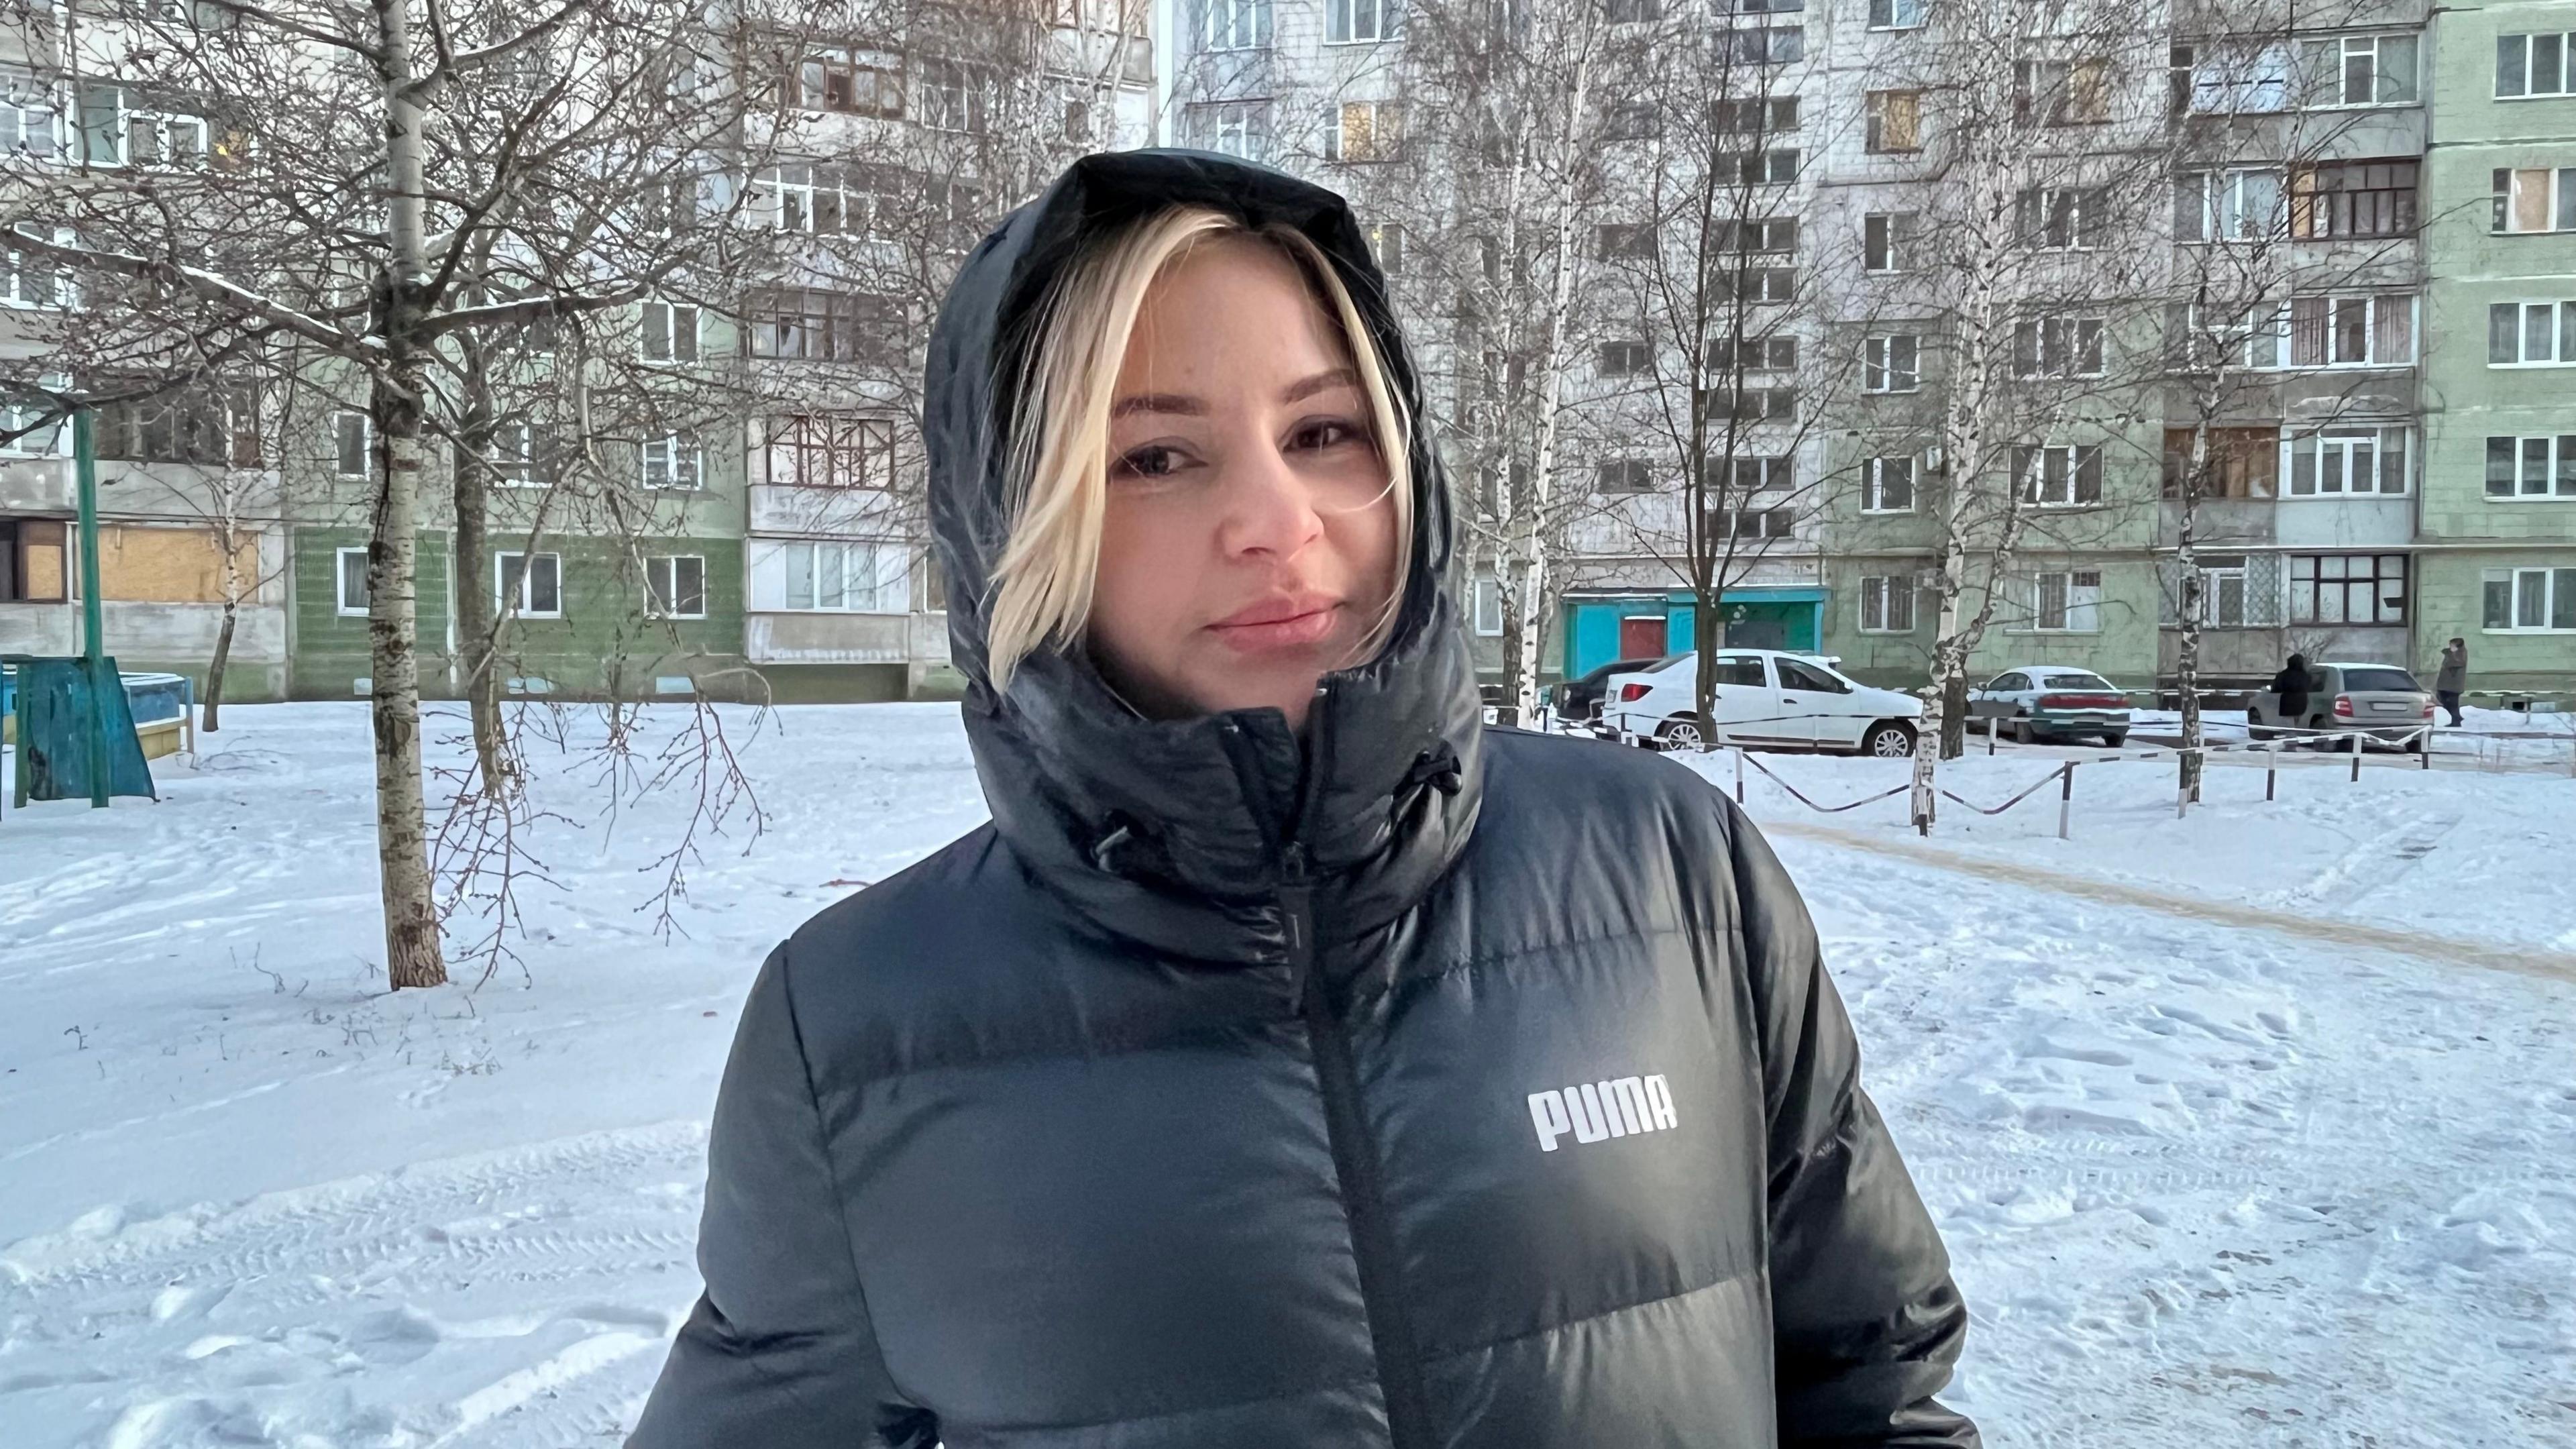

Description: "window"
753 163 900 236
1711 97 1800 133
1 230 66 308
2176 554 2255 627
1183 101 1269 160
487 421 555 486
1607 0 1660 21
1713 506 1796 539
2304 33 2416 107
95 387 258 467
1725 455 1794 492
3 70 59 158
1597 459 1654 493
0 519 68 600
641 433 702 490
639 301 701 364
1863 212 1914 272
647 555 707 619
2015 58 2112 126
1866 91 1922 152
1603 103 1659 141
1326 101 1400 162
1365 221 1403 274
335 546 369 616
744 288 896 362
792 47 903 116
1597 223 1658 260
1860 575 1916 631
1701 386 1797 421
75 85 210 168
2244 294 2413 368
2290 553 2405 625
0 384 66 455
2487 301 2576 366
2284 425 2408 496
1326 0 1395 44
780 539 909 612
2492 168 2576 235
496 551 563 619
916 61 989 133
760 413 897 489
2012 316 2105 377
2483 567 2576 631
1863 334 1920 393
1733 148 1800 185
1864 455 1915 512
1711 335 1796 372
1472 576 1503 635
1599 340 1652 376
332 411 370 479
1868 0 1925 30
2016 444 2103 506
2496 32 2575 98
1719 266 1798 304
1717 0 1804 13
1730 27 1804 65
2161 426 2277 498
2484 435 2576 498
2028 570 2103 631
2177 40 2292 114
2019 186 2109 250
2175 168 2284 243
2291 160 2417 239
1719 217 1798 253
1205 0 1271 50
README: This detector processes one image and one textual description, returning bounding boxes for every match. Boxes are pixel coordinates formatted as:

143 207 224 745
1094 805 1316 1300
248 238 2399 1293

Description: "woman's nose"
1216 443 1326 560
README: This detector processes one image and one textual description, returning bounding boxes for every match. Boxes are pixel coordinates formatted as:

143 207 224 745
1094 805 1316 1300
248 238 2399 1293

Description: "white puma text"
1528 1075 1677 1151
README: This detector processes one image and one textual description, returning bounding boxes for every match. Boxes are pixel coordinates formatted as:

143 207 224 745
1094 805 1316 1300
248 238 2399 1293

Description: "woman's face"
1089 236 1400 730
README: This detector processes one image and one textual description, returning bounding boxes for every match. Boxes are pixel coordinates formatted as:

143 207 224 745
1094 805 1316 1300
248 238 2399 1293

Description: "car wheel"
2013 717 2035 745
1660 719 1706 752
2101 731 2128 748
1862 722 1915 758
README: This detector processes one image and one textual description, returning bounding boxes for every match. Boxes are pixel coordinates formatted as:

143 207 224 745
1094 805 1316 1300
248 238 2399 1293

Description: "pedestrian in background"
2435 637 2468 727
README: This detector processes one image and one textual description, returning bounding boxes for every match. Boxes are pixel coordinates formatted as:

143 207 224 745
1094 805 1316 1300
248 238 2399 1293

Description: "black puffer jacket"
629 152 1975 1449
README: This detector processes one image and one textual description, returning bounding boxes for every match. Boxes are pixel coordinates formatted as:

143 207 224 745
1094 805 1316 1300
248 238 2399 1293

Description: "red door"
1619 614 1668 660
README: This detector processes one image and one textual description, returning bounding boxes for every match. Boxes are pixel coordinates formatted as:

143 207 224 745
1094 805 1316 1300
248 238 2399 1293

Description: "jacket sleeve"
629 947 937 1449
1719 802 1979 1448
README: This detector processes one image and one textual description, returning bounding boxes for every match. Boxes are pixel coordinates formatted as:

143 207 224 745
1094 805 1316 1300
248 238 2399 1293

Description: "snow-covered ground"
2 704 2571 1447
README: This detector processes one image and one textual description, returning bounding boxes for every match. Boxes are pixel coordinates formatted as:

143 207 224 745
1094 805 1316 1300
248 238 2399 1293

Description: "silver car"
2247 662 2435 750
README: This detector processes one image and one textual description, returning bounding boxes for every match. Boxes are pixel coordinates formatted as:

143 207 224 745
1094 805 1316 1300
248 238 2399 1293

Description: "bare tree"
1392 0 1618 724
1 0 863 985
1598 12 1862 747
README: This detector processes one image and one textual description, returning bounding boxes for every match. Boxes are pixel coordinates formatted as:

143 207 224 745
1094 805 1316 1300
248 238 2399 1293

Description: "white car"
1601 649 1923 757
1966 665 2134 746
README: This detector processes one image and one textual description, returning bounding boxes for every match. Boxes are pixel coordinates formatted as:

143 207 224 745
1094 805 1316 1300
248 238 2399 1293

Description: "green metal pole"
73 409 109 808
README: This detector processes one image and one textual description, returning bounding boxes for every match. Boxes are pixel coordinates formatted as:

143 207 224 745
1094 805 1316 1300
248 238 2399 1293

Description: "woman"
631 151 1974 1449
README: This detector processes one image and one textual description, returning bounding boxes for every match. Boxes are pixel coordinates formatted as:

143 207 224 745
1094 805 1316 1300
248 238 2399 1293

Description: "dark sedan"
1552 655 1672 726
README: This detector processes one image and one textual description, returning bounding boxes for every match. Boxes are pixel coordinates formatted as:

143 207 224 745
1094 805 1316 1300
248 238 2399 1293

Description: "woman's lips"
1208 601 1341 651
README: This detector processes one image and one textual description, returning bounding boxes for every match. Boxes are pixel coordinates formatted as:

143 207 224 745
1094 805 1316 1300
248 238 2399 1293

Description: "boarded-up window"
3 518 70 601
99 524 253 602
2162 426 2279 497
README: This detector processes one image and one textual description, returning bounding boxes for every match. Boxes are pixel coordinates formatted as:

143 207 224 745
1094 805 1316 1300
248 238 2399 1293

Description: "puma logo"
1528 1075 1678 1152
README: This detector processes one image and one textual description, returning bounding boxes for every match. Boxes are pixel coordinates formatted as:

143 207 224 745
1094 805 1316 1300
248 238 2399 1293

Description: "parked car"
2247 661 2434 749
1968 666 2134 746
1601 649 1921 757
1551 655 1671 727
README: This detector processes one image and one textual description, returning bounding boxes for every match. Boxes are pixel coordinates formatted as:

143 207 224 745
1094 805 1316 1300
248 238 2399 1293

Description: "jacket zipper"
1283 852 1433 1446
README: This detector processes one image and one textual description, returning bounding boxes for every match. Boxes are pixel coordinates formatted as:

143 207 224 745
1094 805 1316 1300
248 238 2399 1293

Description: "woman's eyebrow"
1110 366 1358 418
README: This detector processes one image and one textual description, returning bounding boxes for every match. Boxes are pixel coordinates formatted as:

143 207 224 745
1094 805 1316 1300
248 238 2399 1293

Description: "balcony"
0 455 74 515
745 608 947 665
746 484 906 537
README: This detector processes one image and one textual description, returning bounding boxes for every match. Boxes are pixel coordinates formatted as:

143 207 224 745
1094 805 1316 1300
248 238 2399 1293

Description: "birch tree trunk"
2176 419 2209 802
1509 53 1593 731
371 0 444 990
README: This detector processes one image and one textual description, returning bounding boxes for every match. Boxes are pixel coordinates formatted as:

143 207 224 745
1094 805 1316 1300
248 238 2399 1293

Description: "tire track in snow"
1762 818 2576 984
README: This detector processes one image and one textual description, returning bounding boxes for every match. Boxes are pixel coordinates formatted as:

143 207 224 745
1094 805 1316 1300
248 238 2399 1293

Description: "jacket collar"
924 150 1485 962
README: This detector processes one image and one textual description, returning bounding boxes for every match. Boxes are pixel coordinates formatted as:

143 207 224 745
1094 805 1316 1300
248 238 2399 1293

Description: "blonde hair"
986 205 1415 693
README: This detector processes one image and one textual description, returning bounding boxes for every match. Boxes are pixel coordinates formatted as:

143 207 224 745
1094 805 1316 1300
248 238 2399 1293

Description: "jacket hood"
921 150 1485 961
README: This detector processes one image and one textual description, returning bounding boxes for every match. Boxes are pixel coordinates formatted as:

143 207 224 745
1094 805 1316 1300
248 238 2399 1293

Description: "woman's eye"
1114 445 1181 478
1293 419 1365 451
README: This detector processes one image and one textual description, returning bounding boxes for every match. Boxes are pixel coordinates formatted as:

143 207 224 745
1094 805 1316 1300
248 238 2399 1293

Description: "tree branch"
1 227 371 356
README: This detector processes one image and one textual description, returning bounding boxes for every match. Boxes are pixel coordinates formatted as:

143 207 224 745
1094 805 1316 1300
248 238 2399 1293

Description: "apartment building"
1167 0 2576 701
2 2 1154 708
2421 0 2576 693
